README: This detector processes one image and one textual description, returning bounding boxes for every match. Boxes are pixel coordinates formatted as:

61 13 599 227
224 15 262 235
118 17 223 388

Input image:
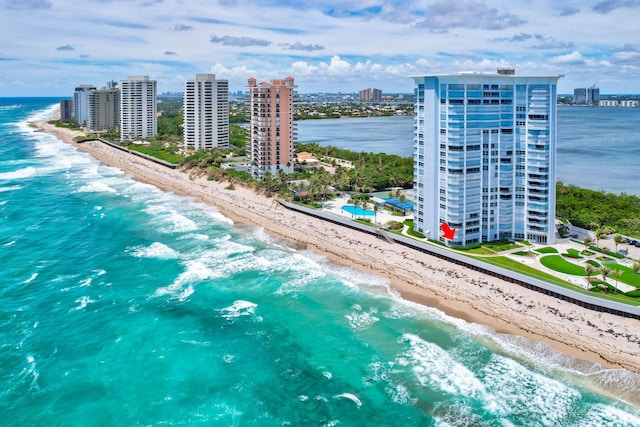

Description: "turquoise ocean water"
1 98 640 426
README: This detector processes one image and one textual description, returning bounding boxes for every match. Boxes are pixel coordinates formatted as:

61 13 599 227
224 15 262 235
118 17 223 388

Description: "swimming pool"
341 205 375 216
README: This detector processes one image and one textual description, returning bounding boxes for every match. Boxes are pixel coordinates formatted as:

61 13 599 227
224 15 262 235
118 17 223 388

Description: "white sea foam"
181 339 212 347
241 224 290 248
183 245 255 281
401 333 487 399
0 103 24 110
23 355 40 392
203 207 233 225
345 305 379 329
72 296 95 311
143 204 199 234
219 300 257 319
163 212 198 233
154 260 220 297
0 185 22 192
2 240 16 247
453 318 640 407
26 103 58 122
333 393 362 408
255 250 328 293
579 403 640 427
480 354 581 422
178 285 194 301
76 181 118 194
0 166 37 180
129 242 180 259
22 273 38 284
178 233 210 241
299 249 394 296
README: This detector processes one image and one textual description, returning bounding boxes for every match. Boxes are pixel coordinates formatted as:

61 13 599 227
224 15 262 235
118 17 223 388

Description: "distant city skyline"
1 1 640 97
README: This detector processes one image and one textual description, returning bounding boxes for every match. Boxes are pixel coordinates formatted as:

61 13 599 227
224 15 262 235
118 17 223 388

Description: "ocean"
1 98 640 425
297 107 640 196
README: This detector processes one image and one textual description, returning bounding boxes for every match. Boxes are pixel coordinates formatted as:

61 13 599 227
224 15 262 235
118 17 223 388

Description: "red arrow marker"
440 222 456 240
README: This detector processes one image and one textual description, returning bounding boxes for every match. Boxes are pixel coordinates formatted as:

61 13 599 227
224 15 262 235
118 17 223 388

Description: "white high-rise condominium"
73 84 96 126
413 69 562 246
183 74 229 151
119 76 157 141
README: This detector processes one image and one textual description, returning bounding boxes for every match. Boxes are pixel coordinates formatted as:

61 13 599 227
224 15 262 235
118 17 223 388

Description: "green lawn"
535 246 558 254
563 248 583 259
513 251 534 256
476 256 576 287
608 264 639 287
467 247 496 255
540 255 587 276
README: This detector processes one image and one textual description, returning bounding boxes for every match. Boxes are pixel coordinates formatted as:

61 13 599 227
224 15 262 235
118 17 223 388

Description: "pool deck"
320 194 410 226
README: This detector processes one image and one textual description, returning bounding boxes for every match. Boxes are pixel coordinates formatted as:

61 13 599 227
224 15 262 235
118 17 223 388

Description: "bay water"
297 107 640 196
1 98 640 425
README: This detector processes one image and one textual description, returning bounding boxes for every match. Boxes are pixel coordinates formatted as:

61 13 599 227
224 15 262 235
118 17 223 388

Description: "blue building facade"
412 70 561 246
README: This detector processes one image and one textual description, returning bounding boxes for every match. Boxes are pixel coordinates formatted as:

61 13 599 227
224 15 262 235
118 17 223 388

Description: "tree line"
556 182 640 238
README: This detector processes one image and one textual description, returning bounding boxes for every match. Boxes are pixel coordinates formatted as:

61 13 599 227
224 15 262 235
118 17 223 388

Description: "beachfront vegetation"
48 119 83 131
295 142 413 190
123 141 184 164
556 182 640 238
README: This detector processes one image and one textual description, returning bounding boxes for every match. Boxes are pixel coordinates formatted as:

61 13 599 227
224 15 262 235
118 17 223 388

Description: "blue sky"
1 0 639 96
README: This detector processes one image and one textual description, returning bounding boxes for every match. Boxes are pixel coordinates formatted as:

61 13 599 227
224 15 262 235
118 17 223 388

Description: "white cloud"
0 0 639 95
414 0 525 31
549 51 586 65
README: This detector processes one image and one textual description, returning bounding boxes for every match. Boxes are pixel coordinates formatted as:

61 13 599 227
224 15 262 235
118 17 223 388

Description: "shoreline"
30 121 640 381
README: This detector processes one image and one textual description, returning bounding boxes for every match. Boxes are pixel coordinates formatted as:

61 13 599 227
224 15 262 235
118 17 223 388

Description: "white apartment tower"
248 77 296 178
183 74 229 151
119 76 157 141
413 69 561 246
73 84 96 126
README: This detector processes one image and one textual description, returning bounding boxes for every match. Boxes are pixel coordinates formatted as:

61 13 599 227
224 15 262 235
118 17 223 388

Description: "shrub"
386 221 403 230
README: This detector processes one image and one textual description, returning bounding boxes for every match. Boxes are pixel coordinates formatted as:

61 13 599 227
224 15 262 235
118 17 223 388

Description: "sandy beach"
31 120 640 382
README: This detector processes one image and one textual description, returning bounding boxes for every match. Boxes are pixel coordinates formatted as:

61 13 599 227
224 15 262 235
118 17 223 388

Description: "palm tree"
585 263 597 289
632 261 640 287
600 265 612 294
277 168 288 188
583 236 593 252
362 200 371 220
373 204 379 224
594 229 608 255
613 234 626 254
612 269 624 294
354 197 363 219
348 197 358 218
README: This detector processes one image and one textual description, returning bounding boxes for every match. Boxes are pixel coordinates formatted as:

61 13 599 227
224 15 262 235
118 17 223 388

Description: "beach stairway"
376 226 394 244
